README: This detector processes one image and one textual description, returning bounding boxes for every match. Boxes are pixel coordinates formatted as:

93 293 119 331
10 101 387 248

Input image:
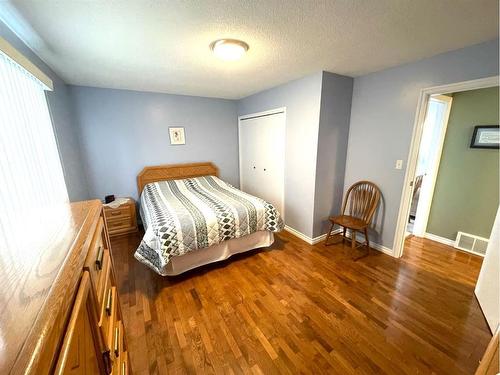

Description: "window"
0 43 68 239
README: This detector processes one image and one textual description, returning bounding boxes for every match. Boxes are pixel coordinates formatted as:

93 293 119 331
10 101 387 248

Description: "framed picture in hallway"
470 125 499 149
169 127 186 145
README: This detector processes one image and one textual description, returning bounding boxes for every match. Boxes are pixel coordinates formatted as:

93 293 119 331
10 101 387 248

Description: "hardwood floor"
110 231 490 375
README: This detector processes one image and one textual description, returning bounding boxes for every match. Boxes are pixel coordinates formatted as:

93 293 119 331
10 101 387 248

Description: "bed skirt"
137 231 274 276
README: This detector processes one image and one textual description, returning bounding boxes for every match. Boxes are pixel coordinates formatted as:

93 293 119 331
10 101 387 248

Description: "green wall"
427 87 499 240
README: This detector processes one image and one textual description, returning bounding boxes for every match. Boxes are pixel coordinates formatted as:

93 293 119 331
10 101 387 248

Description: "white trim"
284 225 311 243
284 225 393 255
423 232 486 257
344 229 394 255
424 232 455 247
461 249 487 258
238 107 286 220
370 242 394 256
0 36 53 90
284 225 341 245
284 225 313 244
238 107 286 121
311 231 337 245
393 75 499 258
412 95 453 236
312 233 328 244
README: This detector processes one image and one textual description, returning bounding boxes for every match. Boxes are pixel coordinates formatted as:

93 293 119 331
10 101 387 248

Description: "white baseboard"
284 225 394 256
284 225 340 245
312 229 342 244
345 229 393 256
424 232 455 247
284 225 310 243
368 242 394 256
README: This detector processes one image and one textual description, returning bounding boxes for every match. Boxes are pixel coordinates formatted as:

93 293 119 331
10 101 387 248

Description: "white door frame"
393 76 499 258
238 107 287 219
412 94 453 236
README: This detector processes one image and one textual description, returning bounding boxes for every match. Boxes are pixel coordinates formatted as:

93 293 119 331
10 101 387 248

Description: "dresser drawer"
105 206 131 220
112 320 124 361
96 249 111 309
120 351 129 375
84 218 107 295
54 272 102 375
99 285 117 352
113 350 128 375
106 216 136 237
106 216 133 229
110 320 128 375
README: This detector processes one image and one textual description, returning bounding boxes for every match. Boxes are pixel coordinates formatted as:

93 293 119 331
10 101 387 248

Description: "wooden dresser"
1 200 129 374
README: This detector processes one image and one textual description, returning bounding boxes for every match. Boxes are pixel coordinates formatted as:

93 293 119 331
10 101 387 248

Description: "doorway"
394 76 499 258
406 95 452 237
238 108 286 218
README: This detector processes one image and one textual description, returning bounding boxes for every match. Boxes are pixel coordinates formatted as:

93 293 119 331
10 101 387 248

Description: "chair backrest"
412 174 424 199
342 181 381 224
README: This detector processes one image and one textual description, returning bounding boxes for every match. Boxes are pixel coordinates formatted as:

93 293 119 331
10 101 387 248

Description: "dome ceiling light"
210 39 249 61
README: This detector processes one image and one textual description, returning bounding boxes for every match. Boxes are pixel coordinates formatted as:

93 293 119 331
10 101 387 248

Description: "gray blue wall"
237 73 323 238
70 86 239 200
0 21 89 201
345 39 499 250
313 72 353 238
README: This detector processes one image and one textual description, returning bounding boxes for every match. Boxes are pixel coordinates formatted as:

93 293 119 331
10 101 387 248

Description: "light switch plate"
395 159 403 170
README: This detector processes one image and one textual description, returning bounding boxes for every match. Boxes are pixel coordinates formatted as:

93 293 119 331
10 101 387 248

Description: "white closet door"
239 111 285 217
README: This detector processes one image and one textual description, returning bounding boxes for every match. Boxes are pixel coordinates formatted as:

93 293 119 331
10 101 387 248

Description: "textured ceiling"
9 0 499 99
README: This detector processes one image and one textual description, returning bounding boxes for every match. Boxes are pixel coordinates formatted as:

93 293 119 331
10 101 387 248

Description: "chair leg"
342 227 346 244
324 222 335 246
364 227 370 256
351 230 356 250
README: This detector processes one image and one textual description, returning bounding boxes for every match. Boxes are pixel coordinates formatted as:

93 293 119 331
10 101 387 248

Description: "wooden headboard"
137 162 219 194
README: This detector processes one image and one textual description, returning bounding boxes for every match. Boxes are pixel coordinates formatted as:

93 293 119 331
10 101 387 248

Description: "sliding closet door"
239 110 285 217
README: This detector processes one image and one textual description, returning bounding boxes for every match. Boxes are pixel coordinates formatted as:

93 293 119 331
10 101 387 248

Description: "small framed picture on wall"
169 127 186 145
470 125 499 149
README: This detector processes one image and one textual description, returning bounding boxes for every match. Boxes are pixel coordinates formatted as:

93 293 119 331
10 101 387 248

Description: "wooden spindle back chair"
412 174 424 199
325 181 381 258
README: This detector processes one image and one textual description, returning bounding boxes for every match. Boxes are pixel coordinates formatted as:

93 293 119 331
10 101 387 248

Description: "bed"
134 162 284 276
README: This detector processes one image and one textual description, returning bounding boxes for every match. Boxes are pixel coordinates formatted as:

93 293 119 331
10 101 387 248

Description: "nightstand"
103 197 138 237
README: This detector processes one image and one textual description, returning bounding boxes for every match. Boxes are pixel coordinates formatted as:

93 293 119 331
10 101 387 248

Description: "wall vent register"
454 231 489 256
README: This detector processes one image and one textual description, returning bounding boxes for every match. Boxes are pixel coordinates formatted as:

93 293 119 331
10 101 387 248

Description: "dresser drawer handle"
102 351 112 375
95 246 104 270
105 289 113 316
110 211 121 216
114 325 120 357
110 221 125 228
122 360 126 375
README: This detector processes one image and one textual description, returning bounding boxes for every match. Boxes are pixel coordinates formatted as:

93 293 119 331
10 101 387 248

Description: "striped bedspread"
135 175 284 275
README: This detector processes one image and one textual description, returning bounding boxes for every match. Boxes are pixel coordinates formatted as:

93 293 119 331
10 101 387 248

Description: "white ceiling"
8 0 499 99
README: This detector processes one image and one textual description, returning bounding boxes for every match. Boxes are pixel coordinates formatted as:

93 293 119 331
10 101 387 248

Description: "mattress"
135 175 283 275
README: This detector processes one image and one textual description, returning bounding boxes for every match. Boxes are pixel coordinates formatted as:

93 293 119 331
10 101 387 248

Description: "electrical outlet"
395 159 403 170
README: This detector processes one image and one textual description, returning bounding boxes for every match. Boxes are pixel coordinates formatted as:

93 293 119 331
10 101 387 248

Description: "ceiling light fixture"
210 39 249 61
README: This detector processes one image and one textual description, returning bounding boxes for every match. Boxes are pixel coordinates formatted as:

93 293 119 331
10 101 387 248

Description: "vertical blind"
0 47 68 252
